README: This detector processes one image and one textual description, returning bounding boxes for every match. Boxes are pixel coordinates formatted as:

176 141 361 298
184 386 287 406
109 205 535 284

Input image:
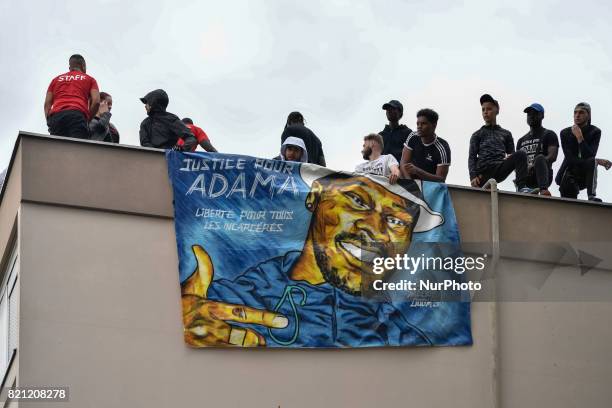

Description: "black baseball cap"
479 94 499 108
382 100 403 113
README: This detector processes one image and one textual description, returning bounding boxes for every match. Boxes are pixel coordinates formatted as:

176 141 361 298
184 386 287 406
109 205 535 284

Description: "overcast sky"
1 0 612 199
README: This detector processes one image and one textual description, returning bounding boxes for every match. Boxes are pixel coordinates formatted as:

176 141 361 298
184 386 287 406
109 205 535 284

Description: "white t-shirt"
355 154 398 177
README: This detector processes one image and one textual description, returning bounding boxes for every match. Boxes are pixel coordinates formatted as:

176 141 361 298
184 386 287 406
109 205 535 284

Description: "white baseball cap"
299 165 444 233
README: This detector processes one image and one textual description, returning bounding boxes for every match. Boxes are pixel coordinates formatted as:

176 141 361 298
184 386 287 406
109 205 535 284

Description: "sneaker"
539 189 552 197
588 195 602 202
518 187 536 194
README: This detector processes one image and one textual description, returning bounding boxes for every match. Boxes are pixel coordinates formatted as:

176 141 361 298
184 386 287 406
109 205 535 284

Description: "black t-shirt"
516 128 559 169
404 132 451 175
380 124 412 162
281 125 326 166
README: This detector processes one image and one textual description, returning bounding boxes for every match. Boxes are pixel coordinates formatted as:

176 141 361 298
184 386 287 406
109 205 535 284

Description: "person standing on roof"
380 100 413 163
139 89 197 150
177 118 217 152
89 92 120 143
44 54 100 139
281 112 326 166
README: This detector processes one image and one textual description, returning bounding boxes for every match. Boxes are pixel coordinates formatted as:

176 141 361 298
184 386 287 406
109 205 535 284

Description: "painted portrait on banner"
167 151 472 348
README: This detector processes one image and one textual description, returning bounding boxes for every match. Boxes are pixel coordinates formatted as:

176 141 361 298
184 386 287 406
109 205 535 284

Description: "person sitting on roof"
45 54 100 140
556 102 608 202
355 133 400 184
515 103 558 196
89 92 119 143
468 94 530 192
400 108 451 183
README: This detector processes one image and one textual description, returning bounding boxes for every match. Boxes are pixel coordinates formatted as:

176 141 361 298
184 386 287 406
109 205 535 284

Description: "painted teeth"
340 242 377 263
341 242 361 259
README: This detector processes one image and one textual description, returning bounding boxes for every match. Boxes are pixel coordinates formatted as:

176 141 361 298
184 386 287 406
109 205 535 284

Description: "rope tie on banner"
268 285 307 346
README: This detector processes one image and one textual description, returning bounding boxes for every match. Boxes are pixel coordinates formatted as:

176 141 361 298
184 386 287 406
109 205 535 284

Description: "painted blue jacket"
208 251 452 348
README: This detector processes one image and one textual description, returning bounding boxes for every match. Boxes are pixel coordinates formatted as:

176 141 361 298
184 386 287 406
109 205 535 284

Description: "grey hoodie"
280 136 308 162
89 112 120 143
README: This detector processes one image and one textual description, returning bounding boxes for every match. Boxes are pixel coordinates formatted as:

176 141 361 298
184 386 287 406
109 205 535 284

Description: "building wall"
18 203 496 408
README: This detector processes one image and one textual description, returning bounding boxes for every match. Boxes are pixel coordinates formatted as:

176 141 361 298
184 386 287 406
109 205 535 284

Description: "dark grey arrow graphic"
559 244 603 276
558 242 580 266
469 242 601 300
576 249 603 276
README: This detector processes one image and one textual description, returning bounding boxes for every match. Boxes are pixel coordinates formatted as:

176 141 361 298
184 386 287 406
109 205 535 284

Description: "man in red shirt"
44 54 100 139
178 117 218 152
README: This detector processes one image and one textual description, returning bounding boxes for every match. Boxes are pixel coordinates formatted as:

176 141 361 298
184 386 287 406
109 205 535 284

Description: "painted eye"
345 192 370 210
387 216 408 227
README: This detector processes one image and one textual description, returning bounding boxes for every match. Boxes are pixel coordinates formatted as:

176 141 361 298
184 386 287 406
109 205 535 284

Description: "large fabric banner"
167 151 472 348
